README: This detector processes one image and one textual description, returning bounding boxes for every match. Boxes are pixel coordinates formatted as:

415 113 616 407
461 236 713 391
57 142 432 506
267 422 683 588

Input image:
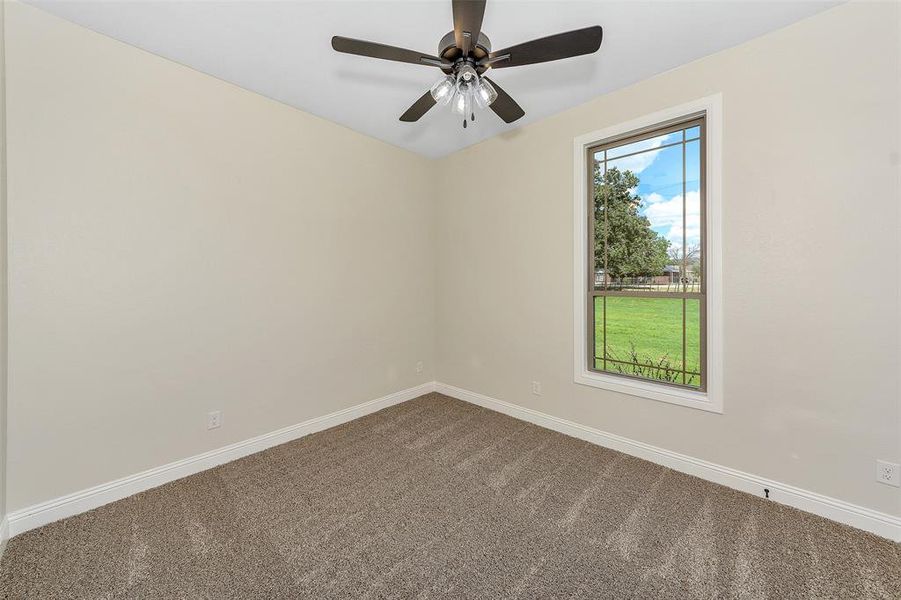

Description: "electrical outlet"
876 460 900 487
416 361 424 373
207 410 222 430
531 381 542 395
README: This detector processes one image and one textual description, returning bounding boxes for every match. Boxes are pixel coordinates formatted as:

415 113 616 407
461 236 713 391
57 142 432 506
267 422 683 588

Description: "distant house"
660 265 681 284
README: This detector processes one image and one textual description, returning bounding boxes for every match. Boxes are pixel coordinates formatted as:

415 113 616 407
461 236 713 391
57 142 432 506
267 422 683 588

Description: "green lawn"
594 296 701 387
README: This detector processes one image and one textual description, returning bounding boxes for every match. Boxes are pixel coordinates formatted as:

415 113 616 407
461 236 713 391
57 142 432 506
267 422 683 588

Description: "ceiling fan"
331 0 603 128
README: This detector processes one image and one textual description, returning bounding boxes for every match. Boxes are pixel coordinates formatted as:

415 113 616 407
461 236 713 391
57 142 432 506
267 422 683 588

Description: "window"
590 118 705 389
573 96 722 412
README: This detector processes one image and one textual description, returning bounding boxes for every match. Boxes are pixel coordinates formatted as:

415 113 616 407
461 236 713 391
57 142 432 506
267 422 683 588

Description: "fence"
594 273 701 293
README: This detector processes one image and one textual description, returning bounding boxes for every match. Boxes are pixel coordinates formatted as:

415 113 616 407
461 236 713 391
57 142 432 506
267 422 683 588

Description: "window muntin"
588 117 706 390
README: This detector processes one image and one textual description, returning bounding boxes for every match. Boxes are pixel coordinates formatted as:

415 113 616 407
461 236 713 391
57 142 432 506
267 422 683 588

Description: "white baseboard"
436 382 901 542
9 380 899 543
7 381 437 538
0 515 8 560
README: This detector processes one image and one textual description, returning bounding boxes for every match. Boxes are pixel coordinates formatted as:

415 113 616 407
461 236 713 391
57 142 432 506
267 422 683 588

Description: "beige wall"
436 1 901 516
5 2 436 511
0 0 8 535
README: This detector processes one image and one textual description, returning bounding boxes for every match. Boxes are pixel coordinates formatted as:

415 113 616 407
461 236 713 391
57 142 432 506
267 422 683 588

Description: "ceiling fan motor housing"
438 31 491 73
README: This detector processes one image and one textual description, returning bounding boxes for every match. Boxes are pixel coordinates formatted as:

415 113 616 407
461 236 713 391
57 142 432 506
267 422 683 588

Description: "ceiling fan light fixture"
452 88 468 115
474 77 497 109
455 64 478 94
430 74 456 106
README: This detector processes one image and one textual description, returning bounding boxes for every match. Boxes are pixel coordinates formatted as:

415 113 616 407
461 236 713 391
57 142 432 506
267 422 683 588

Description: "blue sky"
598 129 701 255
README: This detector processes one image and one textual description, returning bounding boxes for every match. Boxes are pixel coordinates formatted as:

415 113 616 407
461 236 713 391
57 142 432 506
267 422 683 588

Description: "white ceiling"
26 0 840 158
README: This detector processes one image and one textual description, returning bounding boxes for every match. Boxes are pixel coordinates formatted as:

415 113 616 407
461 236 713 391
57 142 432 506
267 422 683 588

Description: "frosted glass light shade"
452 90 467 115
475 78 497 109
430 75 456 106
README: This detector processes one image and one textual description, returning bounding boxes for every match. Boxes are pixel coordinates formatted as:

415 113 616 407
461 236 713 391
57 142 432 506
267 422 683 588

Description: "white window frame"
572 94 723 413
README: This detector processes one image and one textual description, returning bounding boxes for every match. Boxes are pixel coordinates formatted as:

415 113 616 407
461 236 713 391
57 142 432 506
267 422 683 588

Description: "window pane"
611 142 683 199
606 130 679 159
685 126 700 141
604 296 683 372
685 298 701 386
684 139 702 292
685 138 701 194
606 142 681 193
594 296 701 388
599 144 683 292
593 295 604 365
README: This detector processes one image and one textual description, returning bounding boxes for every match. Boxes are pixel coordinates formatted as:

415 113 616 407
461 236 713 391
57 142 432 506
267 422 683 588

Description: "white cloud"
643 192 667 204
642 191 701 247
608 151 660 175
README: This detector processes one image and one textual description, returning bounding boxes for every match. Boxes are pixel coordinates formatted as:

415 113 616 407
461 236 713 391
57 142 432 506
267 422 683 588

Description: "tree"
668 244 702 278
594 167 670 279
667 243 700 266
668 243 702 287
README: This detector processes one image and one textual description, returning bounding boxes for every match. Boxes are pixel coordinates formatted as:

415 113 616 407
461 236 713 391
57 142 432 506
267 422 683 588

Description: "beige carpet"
1 393 898 599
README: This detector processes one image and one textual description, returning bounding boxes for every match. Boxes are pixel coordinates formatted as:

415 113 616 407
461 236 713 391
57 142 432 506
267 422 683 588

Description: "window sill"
574 368 722 414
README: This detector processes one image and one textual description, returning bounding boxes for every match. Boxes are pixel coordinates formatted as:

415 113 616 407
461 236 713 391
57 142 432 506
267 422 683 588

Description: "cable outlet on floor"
531 381 542 395
207 410 222 430
876 459 900 487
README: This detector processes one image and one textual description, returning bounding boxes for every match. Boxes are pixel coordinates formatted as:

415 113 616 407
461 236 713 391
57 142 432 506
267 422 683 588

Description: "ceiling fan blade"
400 91 437 122
332 36 450 67
484 26 603 69
484 77 524 123
452 0 486 55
